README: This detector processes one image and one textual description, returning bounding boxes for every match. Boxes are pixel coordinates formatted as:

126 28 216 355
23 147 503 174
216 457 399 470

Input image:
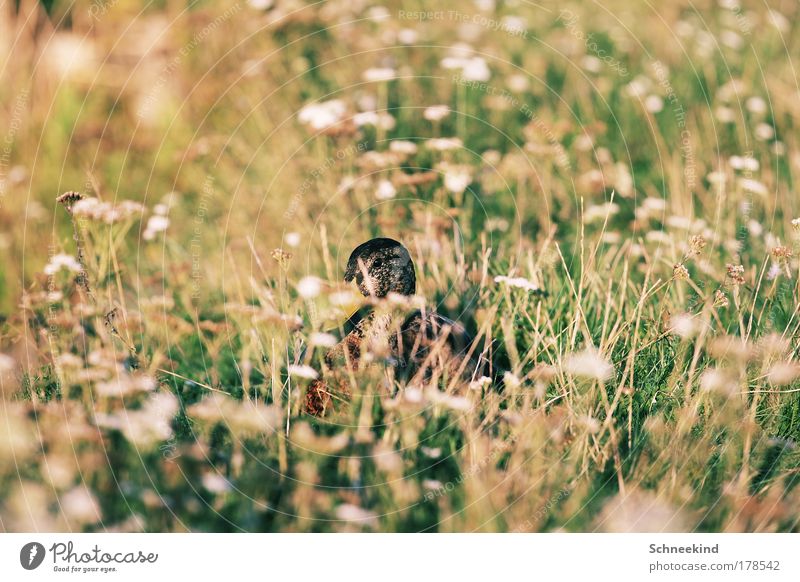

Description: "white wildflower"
61 487 100 524
397 28 418 45
389 140 418 155
298 99 346 130
297 276 322 299
424 105 450 122
287 364 319 380
565 348 614 382
309 332 337 348
375 179 397 200
336 504 378 527
699 368 737 397
426 137 463 151
143 215 169 240
739 178 768 196
284 232 301 247
767 362 800 386
420 446 442 458
745 96 767 115
443 168 472 194
669 313 698 339
755 123 774 141
767 9 790 32
494 275 540 293
729 155 758 172
329 290 359 306
44 254 82 276
363 67 396 82
644 95 663 113
202 473 232 494
469 376 492 391
585 202 620 223
461 56 491 81
0 353 14 374
95 374 157 397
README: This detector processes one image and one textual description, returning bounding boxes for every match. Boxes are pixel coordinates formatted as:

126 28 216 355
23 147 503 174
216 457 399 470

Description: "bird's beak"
326 279 363 331
342 279 362 320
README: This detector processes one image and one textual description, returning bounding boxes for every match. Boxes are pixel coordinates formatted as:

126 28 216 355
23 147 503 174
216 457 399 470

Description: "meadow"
0 0 799 532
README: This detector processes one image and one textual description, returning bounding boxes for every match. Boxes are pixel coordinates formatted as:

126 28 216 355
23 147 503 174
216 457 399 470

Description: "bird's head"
344 238 416 298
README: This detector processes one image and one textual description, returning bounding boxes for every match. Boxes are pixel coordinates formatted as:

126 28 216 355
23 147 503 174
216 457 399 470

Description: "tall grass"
0 0 798 532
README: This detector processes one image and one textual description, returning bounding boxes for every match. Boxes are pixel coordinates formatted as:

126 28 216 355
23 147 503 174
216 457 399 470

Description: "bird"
304 237 486 416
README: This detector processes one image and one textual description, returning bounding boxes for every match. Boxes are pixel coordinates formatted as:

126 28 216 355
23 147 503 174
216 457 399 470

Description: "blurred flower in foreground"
442 166 472 194
767 362 800 386
362 67 396 82
336 504 378 528
668 313 698 339
61 486 101 525
95 392 179 449
95 374 157 397
424 104 450 121
297 276 322 299
597 490 690 532
565 348 614 382
298 99 346 130
389 140 418 155
494 275 540 292
376 179 397 200
426 137 463 151
72 197 144 223
288 364 319 380
44 254 82 276
143 215 169 241
672 263 690 281
699 368 737 397
309 332 337 348
190 393 281 436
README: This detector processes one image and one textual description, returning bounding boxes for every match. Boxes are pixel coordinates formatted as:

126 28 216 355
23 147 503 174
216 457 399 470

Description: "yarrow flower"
309 332 337 348
297 99 346 130
296 276 322 299
389 140 418 155
284 232 301 247
688 235 706 256
443 167 472 194
469 376 492 391
713 289 729 308
494 275 541 293
767 362 800 386
738 178 768 196
423 105 450 122
425 137 463 151
771 245 792 261
287 364 319 380
564 348 614 382
668 313 698 339
375 179 397 200
143 215 169 240
729 155 759 172
726 264 745 285
44 254 82 276
672 263 690 281
271 248 292 268
362 67 396 82
72 197 144 224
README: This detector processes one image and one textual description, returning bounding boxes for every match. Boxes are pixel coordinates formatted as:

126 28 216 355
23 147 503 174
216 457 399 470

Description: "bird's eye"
372 258 383 269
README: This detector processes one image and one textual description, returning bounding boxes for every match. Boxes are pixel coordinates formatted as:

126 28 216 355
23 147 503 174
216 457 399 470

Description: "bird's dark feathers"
344 237 416 297
305 238 487 415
